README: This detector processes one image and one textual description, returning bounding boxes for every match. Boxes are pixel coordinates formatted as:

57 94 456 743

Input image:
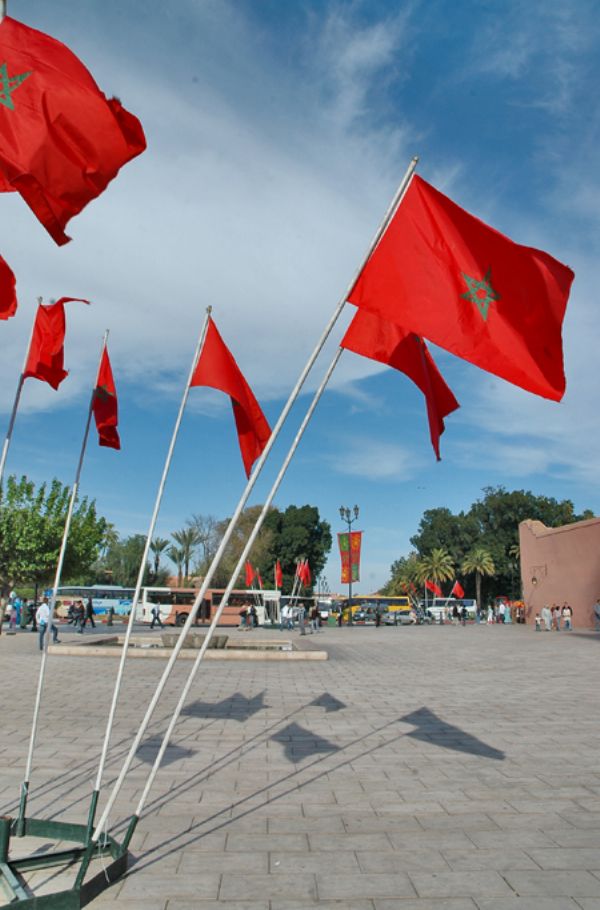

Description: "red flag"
92 347 120 450
451 580 465 598
341 307 459 460
0 255 17 319
191 317 271 477
274 560 283 589
24 297 89 389
0 16 146 246
244 560 255 587
348 174 574 401
303 562 311 586
425 579 442 597
256 569 263 589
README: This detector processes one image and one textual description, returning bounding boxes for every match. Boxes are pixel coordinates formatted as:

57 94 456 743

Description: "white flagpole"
0 298 41 492
130 345 345 827
17 330 108 831
91 157 418 846
88 308 213 823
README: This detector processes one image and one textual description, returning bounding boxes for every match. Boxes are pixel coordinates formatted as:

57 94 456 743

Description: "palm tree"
167 545 186 586
150 537 170 579
461 547 495 610
416 548 454 594
171 527 202 582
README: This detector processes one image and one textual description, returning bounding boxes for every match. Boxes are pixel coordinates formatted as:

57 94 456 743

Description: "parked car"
383 608 415 625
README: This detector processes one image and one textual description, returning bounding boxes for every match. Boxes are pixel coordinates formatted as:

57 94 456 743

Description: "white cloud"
327 438 417 480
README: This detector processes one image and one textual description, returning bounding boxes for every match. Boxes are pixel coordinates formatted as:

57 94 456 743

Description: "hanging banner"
338 531 362 583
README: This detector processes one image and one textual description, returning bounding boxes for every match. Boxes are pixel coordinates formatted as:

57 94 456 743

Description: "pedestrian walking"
535 613 542 631
81 597 96 629
541 604 552 631
250 604 258 629
36 597 60 650
297 604 306 635
561 603 573 631
552 604 561 631
150 604 164 630
594 597 600 632
310 605 319 633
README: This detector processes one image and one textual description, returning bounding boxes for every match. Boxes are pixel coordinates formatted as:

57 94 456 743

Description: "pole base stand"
0 816 128 909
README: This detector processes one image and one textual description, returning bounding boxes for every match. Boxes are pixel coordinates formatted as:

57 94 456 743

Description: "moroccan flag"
348 174 574 401
256 569 263 589
0 16 146 245
451 580 465 598
244 561 255 587
191 317 271 477
341 307 459 460
425 579 442 597
0 255 17 319
92 347 120 450
24 297 88 389
274 560 283 589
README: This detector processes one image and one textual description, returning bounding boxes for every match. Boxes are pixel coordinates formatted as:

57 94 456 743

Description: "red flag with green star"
348 175 574 401
0 16 146 246
93 347 120 450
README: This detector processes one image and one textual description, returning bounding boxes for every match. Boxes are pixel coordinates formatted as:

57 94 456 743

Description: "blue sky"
1 0 599 593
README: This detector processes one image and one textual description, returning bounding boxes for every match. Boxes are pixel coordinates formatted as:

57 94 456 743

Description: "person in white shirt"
36 597 60 651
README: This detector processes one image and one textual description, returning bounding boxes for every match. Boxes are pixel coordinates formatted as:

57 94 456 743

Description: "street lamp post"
340 505 359 625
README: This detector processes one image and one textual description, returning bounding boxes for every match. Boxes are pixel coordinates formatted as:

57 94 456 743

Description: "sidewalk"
1 624 599 908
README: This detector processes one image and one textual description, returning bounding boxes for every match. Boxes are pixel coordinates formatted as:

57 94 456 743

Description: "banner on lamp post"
338 531 362 584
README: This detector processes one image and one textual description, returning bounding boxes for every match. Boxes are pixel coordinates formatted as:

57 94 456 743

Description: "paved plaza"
0 623 599 909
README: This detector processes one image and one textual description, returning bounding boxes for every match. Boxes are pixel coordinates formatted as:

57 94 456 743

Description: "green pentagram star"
0 62 32 111
95 384 114 402
461 267 501 321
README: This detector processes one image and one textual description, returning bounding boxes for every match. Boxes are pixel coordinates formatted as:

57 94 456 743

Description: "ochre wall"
519 517 600 628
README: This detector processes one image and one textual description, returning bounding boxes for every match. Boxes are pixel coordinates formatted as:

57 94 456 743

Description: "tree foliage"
261 504 332 592
461 546 495 609
0 474 107 594
385 485 594 602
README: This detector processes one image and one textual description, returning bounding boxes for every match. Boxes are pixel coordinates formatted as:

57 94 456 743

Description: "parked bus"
423 597 478 622
137 587 280 627
339 594 412 622
48 585 135 618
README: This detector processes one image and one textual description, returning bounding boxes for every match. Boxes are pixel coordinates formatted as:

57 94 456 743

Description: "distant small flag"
24 297 89 389
425 579 442 597
244 560 255 587
451 580 465 598
274 560 283 589
92 346 120 449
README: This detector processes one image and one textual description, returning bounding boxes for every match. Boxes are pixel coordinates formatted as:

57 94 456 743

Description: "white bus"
49 585 135 618
137 587 280 626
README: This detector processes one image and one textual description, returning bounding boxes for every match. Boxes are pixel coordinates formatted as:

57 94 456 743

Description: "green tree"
93 534 150 587
149 537 170 580
171 527 202 582
207 505 275 588
410 507 480 569
461 547 495 610
381 552 421 596
167 545 185 586
415 547 454 593
262 504 332 592
0 475 108 618
187 513 219 578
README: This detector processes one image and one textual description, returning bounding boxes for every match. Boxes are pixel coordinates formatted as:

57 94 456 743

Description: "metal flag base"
0 815 129 909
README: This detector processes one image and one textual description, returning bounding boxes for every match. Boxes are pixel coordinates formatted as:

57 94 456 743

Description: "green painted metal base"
0 816 129 909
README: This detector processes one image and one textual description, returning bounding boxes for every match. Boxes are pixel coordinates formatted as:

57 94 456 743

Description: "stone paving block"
117 871 222 900
526 847 600 870
220 872 317 901
316 871 416 900
475 899 581 909
271 902 374 910
226 832 309 852
270 850 360 873
466 830 558 850
502 870 600 897
357 849 449 873
409 871 513 899
309 832 392 852
267 814 346 833
417 813 498 832
179 850 267 874
442 848 540 871
168 903 268 910
375 901 477 910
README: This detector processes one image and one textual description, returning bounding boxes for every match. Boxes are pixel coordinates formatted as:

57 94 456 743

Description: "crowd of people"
535 603 573 631
2 591 98 648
